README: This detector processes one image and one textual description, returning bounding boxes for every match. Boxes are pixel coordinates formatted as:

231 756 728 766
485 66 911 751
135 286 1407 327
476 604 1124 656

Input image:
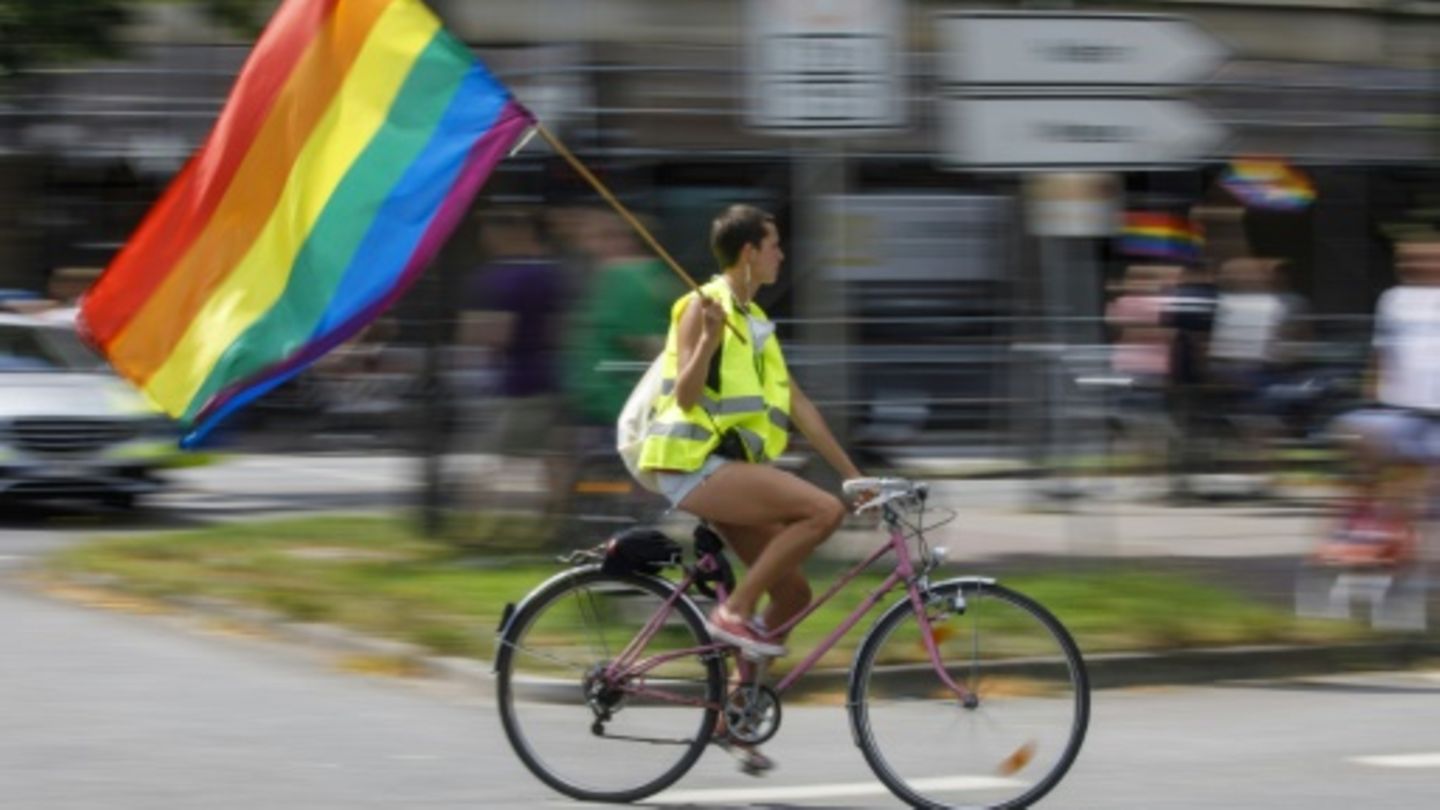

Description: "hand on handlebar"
844 477 928 515
847 483 880 513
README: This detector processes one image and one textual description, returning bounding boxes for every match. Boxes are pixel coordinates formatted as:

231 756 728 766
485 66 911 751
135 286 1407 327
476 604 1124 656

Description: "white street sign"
746 0 906 133
941 96 1227 170
938 12 1229 87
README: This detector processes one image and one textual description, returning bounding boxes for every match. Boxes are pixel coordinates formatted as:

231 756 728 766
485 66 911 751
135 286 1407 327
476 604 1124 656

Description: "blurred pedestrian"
1162 260 1220 501
563 211 683 435
1208 257 1307 492
459 207 571 538
1323 234 1440 565
1104 264 1177 474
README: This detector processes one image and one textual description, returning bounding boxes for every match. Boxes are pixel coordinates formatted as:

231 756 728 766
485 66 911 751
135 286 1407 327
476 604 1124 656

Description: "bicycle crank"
722 683 782 745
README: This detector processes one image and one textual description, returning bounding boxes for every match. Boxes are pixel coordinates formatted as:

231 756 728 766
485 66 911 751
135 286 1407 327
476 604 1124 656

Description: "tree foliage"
0 0 268 79
0 0 132 77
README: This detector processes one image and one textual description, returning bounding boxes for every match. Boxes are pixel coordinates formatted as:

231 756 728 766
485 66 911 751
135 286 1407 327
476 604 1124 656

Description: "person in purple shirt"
461 207 571 534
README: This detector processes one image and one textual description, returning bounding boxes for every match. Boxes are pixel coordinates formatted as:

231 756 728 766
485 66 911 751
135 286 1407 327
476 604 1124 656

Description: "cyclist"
638 204 867 658
1324 234 1440 565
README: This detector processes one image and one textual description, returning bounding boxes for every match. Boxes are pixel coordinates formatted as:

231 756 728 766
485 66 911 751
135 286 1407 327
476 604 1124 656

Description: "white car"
0 312 182 508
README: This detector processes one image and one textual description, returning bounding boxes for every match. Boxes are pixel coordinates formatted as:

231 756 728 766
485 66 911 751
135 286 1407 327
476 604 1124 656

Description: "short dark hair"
710 205 775 269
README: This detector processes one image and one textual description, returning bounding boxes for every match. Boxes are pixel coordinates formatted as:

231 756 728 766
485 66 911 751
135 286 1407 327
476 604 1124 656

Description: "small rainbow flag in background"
1220 157 1316 211
1119 212 1204 263
78 0 533 445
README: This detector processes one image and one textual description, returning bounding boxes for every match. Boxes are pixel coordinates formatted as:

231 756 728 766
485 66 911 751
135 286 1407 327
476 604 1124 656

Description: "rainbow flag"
78 0 533 445
1220 157 1315 210
1119 212 1204 263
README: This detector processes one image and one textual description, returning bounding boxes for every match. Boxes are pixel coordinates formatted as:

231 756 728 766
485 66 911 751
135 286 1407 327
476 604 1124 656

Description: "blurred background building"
2 0 1439 480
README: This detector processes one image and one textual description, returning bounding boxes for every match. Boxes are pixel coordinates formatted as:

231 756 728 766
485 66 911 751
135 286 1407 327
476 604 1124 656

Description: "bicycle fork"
905 580 980 709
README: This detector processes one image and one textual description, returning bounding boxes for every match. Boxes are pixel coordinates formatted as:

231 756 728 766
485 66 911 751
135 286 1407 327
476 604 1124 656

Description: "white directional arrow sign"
941 96 1227 170
938 12 1230 87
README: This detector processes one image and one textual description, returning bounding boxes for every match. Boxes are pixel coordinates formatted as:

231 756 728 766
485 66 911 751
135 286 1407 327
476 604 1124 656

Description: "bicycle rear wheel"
850 580 1089 809
496 567 724 803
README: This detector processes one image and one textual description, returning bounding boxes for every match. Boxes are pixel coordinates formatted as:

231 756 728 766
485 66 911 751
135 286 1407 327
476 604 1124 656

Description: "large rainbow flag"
78 0 533 445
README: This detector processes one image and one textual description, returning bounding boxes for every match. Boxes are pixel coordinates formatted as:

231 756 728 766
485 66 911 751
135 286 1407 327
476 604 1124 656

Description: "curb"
32 573 1440 700
777 641 1440 698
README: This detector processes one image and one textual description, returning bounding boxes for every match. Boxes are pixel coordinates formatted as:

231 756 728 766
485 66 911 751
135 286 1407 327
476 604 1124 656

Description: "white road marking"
655 775 1025 804
1352 753 1440 769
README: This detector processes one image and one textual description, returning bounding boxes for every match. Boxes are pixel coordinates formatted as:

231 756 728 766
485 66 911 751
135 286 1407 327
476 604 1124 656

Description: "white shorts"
655 456 732 509
1331 407 1440 463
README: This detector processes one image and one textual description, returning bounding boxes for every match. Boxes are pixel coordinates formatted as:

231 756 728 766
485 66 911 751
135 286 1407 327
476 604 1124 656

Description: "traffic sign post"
933 12 1233 508
937 12 1230 88
745 0 906 134
937 11 1231 170
941 96 1227 170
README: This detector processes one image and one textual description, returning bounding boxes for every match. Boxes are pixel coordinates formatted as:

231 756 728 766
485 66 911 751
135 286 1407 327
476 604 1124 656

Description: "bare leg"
680 463 845 620
711 520 814 634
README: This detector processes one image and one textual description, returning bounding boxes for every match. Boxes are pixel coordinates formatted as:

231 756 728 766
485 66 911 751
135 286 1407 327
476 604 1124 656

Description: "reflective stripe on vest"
768 408 789 431
712 395 766 415
647 422 713 442
734 427 767 461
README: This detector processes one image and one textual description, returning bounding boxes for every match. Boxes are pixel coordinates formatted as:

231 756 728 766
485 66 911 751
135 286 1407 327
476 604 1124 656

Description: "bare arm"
790 381 863 481
673 294 724 411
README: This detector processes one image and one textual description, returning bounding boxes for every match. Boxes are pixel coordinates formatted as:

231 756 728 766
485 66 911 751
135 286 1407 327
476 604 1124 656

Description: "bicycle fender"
493 565 602 672
929 575 998 589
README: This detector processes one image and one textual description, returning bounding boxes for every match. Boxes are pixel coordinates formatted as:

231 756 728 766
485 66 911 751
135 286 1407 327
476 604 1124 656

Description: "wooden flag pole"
532 122 746 343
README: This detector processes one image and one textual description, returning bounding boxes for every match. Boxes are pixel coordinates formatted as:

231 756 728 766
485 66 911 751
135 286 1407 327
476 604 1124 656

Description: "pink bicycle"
496 478 1089 808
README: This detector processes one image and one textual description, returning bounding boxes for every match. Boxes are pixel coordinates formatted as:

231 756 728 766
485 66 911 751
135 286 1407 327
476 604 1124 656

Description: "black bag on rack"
601 528 683 576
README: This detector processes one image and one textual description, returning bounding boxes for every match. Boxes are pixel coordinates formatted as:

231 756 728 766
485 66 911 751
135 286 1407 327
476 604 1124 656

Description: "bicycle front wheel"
496 567 724 803
850 580 1089 809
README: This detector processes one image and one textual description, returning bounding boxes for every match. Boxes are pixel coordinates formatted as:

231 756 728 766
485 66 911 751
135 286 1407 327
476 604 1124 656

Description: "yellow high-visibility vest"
639 276 791 472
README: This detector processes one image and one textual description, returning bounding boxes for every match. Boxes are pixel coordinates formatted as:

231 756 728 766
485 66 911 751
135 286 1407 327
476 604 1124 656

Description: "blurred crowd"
1101 233 1440 564
451 204 684 542
1102 252 1317 500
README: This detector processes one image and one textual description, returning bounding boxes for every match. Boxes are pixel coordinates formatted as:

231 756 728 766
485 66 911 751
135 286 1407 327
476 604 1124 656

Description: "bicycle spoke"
572 584 612 662
502 639 592 674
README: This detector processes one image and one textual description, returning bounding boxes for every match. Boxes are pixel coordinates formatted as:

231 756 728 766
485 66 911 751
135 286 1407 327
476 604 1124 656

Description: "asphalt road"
2 576 1438 810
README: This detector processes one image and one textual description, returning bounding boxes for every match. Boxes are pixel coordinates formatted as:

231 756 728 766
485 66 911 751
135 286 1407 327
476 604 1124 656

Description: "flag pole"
532 122 746 343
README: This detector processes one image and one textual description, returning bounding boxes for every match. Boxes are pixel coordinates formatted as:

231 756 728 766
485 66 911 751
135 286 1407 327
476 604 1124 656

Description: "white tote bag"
615 354 666 493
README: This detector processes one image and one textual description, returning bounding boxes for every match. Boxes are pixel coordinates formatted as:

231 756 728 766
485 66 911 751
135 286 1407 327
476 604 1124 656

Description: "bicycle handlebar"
844 477 928 515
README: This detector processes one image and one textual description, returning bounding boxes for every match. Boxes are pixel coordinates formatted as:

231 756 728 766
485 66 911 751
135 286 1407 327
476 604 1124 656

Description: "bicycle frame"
601 509 974 707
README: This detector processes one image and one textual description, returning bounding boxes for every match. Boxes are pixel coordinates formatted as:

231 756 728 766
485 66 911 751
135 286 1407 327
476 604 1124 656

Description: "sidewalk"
817 477 1331 564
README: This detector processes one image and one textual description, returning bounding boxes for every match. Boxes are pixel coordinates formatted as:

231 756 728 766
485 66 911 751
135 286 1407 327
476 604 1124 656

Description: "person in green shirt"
564 212 683 429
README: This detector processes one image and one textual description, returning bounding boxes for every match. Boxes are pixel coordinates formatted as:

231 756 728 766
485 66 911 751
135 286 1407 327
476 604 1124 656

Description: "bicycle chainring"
722 683 782 745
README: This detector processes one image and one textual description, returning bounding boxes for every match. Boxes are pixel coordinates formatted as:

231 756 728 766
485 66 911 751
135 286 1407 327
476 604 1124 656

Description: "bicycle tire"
849 579 1089 810
496 566 724 803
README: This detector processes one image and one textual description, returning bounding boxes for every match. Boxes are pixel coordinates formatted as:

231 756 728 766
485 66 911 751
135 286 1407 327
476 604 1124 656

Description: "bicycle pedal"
713 738 774 776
